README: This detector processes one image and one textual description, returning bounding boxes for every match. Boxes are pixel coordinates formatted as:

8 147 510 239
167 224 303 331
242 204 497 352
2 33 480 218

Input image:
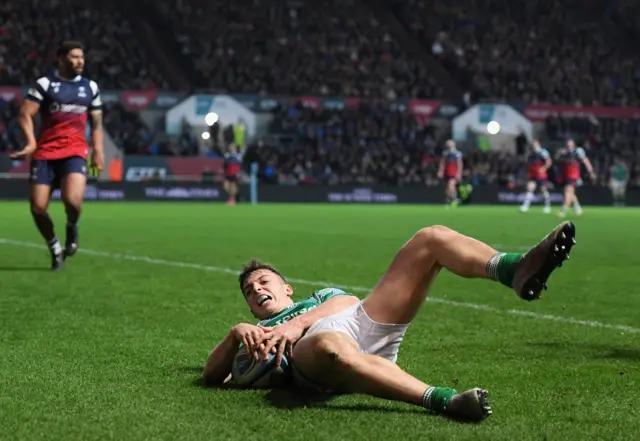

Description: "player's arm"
202 331 240 386
90 110 103 153
259 291 360 364
542 151 552 171
437 157 445 177
554 148 565 160
578 149 596 178
202 323 269 385
89 81 104 172
456 156 463 180
19 100 39 147
10 86 42 159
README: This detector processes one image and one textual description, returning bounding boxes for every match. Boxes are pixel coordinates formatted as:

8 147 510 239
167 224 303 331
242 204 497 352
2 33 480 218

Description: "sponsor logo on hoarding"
144 187 221 199
125 167 168 182
327 188 398 203
51 185 125 200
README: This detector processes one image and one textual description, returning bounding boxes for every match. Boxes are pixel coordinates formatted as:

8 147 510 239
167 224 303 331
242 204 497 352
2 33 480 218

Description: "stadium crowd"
393 0 640 106
158 0 441 99
246 105 525 187
0 0 167 90
1 0 639 188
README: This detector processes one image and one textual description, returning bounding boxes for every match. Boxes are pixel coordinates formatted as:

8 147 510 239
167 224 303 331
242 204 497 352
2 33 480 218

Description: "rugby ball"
231 346 291 388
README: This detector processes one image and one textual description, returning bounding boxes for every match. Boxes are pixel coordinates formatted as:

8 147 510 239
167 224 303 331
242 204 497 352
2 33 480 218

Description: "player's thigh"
29 184 52 213
293 331 359 391
564 182 575 196
526 181 536 192
362 227 446 325
61 173 87 206
28 159 54 213
60 157 88 206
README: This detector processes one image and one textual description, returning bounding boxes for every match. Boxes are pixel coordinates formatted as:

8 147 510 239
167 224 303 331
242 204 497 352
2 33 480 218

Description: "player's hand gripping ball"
231 345 291 388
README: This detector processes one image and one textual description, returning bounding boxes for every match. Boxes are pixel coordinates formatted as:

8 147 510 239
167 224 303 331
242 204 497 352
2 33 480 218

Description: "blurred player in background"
223 144 243 205
555 139 596 217
519 139 552 214
10 41 103 270
609 157 629 207
436 140 463 207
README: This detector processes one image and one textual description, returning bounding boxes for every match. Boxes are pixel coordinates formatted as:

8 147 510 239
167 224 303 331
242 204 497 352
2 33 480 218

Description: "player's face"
242 269 294 319
567 140 575 150
446 141 455 150
532 140 540 150
61 49 85 76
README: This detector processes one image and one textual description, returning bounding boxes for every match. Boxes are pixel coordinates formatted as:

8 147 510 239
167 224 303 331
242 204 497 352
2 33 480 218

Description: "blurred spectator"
394 0 640 106
158 0 442 98
0 0 169 89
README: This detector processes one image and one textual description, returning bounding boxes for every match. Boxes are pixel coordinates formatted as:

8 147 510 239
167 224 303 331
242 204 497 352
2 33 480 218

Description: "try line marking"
1 238 638 335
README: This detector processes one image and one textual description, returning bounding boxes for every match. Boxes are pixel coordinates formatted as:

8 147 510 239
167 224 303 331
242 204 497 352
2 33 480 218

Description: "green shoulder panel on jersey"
257 287 351 327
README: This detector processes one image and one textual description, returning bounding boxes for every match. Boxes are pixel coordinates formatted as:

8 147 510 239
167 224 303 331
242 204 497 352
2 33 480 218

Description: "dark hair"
57 41 84 57
238 258 285 296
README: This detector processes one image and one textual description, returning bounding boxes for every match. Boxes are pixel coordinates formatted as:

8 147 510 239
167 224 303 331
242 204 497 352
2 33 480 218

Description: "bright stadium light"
205 112 219 126
201 131 211 140
487 120 501 135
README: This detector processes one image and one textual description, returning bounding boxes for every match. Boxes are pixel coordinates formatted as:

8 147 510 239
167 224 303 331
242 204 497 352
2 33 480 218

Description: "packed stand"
0 0 168 90
543 115 640 185
158 0 441 99
248 104 520 186
393 0 640 106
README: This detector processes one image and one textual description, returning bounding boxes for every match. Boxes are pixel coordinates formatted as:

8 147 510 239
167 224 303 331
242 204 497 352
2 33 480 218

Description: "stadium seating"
156 0 442 98
392 0 640 106
248 104 523 186
0 0 169 89
2 0 639 185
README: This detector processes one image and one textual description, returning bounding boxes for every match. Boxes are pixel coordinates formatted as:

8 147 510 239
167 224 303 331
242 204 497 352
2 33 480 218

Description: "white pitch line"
1 238 638 334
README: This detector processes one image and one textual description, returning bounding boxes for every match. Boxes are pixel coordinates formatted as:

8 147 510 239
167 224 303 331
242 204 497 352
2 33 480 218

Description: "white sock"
542 189 550 207
48 238 62 254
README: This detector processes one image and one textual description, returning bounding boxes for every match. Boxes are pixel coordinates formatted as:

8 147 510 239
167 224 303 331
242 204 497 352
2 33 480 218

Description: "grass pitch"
0 202 638 441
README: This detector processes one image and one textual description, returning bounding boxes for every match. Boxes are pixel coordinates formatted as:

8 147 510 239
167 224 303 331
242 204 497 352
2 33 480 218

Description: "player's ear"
284 284 293 297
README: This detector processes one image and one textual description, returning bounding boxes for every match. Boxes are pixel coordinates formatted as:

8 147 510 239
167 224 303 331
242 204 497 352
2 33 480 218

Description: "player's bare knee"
416 225 455 249
63 200 82 214
309 333 358 369
30 203 48 216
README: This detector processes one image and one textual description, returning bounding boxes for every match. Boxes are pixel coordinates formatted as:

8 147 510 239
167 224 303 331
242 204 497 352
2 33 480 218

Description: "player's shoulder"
33 74 55 90
311 287 351 302
77 75 100 93
314 287 348 296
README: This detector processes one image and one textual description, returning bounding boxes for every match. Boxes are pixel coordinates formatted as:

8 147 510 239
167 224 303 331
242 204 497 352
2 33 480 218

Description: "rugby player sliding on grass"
203 221 576 422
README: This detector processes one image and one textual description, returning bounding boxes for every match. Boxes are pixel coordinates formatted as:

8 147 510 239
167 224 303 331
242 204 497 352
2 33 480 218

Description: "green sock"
486 252 523 288
423 386 457 414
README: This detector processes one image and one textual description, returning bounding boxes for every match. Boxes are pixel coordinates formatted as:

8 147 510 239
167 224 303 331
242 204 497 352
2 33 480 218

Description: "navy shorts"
563 179 578 188
225 175 238 183
29 156 87 189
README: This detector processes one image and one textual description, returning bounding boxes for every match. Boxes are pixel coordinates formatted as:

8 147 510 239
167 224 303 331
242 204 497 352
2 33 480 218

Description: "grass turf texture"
0 202 638 441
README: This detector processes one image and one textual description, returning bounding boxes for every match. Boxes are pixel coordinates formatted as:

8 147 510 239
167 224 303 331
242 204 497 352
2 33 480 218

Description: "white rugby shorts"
302 301 409 363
